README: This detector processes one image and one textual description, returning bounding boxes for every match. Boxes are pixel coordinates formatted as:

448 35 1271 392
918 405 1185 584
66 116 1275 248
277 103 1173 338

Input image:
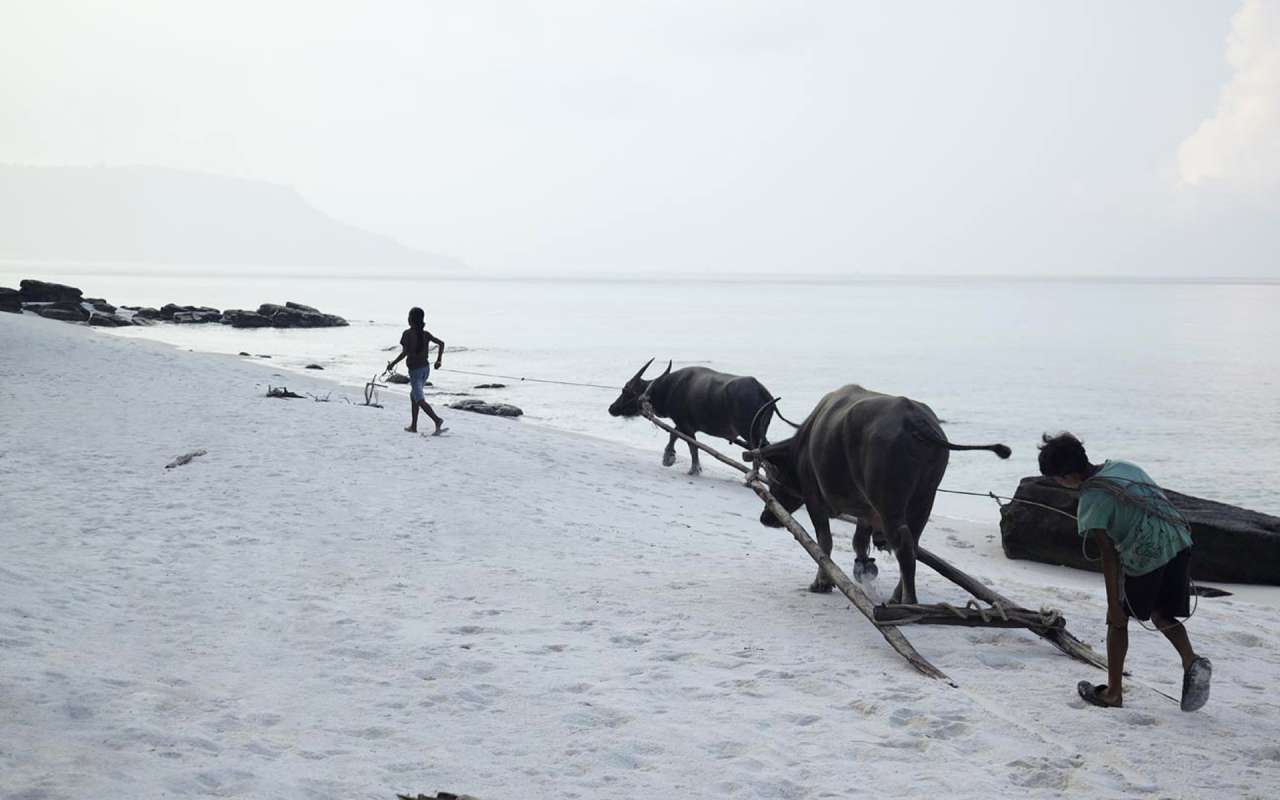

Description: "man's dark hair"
1038 432 1091 477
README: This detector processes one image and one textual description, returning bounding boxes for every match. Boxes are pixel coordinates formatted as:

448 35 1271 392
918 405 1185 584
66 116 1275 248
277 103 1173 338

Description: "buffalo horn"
632 357 655 382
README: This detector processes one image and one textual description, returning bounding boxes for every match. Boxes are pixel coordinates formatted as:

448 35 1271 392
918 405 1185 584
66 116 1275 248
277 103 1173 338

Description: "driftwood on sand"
165 449 207 469
638 399 1108 683
266 386 303 399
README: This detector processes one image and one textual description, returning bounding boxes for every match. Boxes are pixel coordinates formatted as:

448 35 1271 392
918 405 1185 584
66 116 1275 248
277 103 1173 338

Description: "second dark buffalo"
609 358 776 475
746 383 1011 604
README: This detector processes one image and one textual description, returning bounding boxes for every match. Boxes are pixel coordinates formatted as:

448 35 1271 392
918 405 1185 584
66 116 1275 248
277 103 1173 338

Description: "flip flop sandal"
1077 681 1122 708
1181 657 1212 712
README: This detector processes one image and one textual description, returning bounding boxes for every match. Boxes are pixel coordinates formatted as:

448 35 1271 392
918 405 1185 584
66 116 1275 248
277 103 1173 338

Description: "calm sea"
6 268 1278 520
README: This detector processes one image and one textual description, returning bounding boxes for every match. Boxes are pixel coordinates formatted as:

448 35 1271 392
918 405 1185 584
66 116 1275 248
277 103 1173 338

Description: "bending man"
1037 432 1210 711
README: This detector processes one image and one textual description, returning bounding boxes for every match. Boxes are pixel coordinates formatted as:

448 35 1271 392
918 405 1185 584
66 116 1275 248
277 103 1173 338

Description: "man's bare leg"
1151 611 1197 670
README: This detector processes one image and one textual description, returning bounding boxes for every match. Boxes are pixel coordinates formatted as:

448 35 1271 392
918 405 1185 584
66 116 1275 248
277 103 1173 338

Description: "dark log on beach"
872 602 1067 630
0 288 20 313
1000 476 1280 586
386 373 410 384
474 383 507 389
19 279 82 303
449 399 523 417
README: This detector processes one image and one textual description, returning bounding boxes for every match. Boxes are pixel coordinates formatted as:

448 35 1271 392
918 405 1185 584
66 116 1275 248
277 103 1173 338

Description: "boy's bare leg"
406 398 419 432
418 400 444 433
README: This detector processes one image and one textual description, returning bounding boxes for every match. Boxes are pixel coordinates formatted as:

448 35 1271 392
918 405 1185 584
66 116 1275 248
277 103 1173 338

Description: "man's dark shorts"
1123 547 1192 620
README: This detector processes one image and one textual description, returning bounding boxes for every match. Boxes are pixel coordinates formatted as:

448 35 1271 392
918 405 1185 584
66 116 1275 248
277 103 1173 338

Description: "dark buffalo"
609 358 777 475
747 384 1010 604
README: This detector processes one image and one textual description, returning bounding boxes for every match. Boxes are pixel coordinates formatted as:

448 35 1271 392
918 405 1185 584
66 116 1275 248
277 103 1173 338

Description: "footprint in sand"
1006 756 1082 790
976 651 1025 670
889 707 971 740
1224 631 1265 648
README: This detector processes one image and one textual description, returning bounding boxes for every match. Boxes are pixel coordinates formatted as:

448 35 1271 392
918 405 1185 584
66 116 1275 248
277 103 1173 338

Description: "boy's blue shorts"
409 366 430 402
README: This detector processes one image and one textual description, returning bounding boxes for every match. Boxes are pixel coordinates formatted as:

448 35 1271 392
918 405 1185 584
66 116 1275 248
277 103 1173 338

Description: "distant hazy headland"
0 164 462 271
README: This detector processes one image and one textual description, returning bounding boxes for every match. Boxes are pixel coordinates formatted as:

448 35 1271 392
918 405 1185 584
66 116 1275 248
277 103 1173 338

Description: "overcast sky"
3 1 1278 277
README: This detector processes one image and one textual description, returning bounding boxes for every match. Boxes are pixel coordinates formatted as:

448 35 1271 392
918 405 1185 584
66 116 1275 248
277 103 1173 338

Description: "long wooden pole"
640 402 952 683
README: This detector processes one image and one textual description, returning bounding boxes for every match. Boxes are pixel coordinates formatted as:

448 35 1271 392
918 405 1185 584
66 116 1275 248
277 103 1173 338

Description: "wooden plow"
639 401 1106 684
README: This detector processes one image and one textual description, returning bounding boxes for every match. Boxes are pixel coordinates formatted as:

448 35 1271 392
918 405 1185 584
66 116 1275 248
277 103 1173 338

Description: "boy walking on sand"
387 306 446 435
1037 432 1211 711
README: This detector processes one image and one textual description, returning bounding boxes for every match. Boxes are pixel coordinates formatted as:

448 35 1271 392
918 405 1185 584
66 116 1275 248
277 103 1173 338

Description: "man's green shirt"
1076 460 1192 576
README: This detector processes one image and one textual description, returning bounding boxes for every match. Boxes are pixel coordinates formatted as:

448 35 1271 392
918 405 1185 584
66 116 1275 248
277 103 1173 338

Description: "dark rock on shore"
173 309 222 324
386 373 410 384
1000 476 1280 585
450 398 523 417
286 301 319 313
19 279 82 303
34 305 89 322
257 303 348 328
221 309 274 328
474 383 507 389
305 364 324 370
87 312 133 327
159 303 221 322
0 287 20 313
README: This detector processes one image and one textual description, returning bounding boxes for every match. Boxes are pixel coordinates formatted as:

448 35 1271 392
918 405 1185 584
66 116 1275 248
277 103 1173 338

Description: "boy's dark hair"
1038 432 1090 477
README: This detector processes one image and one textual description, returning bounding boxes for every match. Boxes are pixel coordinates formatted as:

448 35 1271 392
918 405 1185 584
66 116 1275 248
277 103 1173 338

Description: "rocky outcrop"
449 398 523 418
1000 476 1280 585
10 278 348 331
19 279 82 303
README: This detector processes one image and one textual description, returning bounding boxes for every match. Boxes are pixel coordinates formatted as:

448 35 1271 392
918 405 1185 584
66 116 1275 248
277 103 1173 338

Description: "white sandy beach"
3 310 1280 800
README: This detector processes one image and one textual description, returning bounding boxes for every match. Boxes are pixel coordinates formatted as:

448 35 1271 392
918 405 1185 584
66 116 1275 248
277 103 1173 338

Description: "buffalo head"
608 358 671 417
745 439 804 527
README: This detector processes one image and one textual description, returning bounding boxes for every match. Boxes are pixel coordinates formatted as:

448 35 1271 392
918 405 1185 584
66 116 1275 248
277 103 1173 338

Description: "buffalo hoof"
687 465 702 476
853 558 878 581
662 450 676 467
809 578 833 594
